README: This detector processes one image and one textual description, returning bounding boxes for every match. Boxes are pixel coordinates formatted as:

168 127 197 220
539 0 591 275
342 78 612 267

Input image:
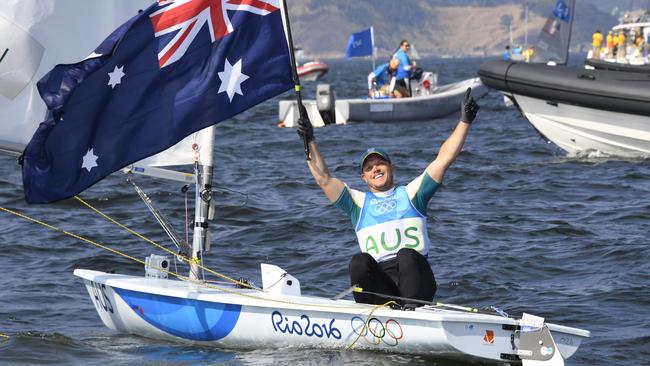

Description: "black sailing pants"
348 248 436 305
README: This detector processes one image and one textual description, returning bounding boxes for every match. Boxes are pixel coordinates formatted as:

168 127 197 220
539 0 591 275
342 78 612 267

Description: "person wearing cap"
297 88 480 307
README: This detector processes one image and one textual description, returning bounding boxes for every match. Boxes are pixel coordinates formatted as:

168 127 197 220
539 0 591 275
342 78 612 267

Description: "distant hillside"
288 0 619 58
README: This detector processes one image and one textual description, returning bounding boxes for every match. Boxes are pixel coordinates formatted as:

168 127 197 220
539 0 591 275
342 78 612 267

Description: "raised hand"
460 87 480 124
297 116 314 143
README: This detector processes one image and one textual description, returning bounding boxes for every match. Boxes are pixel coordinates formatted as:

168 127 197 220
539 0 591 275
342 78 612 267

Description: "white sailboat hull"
75 269 588 363
514 94 650 157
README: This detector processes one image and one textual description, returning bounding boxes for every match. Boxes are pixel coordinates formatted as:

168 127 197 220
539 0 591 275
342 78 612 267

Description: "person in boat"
296 88 480 308
503 45 511 61
617 31 626 59
393 40 417 97
522 47 535 63
606 31 615 58
591 29 603 59
367 57 405 99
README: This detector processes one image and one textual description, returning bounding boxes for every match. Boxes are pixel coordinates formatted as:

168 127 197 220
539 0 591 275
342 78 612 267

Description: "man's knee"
349 252 376 274
396 248 423 263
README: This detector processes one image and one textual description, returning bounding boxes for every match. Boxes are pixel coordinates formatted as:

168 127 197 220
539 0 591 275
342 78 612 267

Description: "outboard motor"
316 83 336 125
411 72 438 97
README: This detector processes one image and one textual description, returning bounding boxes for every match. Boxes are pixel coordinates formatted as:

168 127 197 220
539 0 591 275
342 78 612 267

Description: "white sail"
531 0 575 64
0 0 211 170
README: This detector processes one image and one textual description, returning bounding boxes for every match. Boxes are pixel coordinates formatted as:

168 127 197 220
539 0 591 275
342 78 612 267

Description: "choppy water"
1 57 649 366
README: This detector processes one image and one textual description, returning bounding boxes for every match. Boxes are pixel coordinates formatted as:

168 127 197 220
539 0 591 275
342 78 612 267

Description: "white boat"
479 60 650 157
278 76 488 128
74 264 589 365
584 12 650 72
297 60 329 81
2 1 589 364
480 0 650 157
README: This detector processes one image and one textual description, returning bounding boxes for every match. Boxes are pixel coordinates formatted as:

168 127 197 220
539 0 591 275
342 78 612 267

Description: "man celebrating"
297 88 480 307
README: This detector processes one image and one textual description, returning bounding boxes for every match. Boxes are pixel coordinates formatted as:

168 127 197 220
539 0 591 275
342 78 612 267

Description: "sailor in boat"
297 89 480 308
606 30 615 58
367 57 405 99
393 39 417 97
591 29 603 59
617 31 626 59
503 45 511 61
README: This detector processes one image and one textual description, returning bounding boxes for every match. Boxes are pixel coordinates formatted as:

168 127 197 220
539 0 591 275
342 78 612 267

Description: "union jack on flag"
150 0 282 68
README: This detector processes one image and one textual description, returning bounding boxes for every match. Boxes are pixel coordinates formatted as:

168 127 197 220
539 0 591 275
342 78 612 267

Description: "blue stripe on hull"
115 288 241 341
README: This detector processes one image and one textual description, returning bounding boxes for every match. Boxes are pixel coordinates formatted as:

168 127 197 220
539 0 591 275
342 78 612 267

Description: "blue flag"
345 27 373 59
22 0 293 203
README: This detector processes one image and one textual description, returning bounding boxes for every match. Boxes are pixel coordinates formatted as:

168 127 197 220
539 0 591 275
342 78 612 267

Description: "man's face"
361 155 394 192
401 42 410 52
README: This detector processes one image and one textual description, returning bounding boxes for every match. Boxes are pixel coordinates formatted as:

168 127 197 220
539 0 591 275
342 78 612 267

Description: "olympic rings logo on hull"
350 316 403 346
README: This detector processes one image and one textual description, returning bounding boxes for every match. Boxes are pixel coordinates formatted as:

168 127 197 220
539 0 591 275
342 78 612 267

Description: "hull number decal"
351 316 403 346
90 281 114 314
271 311 342 339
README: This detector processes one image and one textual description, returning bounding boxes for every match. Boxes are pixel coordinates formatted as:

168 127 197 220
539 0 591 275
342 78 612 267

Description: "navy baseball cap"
359 147 391 171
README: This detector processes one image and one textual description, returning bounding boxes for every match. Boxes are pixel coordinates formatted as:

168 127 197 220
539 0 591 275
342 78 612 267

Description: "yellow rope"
73 196 255 290
345 301 397 350
0 332 9 340
0 205 376 311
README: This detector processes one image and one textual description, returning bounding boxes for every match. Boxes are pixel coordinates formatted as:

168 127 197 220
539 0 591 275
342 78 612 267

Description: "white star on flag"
81 148 98 172
107 65 125 88
218 58 249 102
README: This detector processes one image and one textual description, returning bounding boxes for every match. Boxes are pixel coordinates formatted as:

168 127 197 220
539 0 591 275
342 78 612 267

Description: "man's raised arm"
297 117 345 202
426 88 480 183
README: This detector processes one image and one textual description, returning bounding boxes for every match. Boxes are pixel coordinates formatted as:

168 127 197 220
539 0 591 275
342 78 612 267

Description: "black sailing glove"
297 116 314 143
460 87 480 124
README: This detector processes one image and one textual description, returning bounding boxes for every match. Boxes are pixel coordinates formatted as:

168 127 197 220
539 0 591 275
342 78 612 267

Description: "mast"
524 2 529 48
189 125 215 280
371 26 376 71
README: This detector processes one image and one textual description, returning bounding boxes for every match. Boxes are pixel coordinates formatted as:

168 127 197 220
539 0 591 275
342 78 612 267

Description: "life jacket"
592 32 603 47
354 187 430 263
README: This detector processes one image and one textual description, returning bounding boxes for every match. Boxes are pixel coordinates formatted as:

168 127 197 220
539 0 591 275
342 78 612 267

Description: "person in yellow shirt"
522 47 535 62
592 30 603 59
617 31 626 59
606 31 614 58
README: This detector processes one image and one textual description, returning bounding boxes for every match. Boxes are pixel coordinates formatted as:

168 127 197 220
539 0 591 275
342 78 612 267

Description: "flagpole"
281 0 310 161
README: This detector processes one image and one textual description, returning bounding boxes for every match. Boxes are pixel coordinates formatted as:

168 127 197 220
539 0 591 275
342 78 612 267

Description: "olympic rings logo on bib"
370 198 397 215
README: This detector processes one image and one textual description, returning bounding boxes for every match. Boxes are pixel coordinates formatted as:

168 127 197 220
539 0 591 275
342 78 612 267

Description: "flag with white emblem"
22 0 293 203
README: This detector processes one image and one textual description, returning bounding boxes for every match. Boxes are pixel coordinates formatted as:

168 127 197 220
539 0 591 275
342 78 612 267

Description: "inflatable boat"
479 59 650 157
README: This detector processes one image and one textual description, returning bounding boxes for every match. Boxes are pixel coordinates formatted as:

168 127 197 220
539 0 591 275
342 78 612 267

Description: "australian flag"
22 0 293 203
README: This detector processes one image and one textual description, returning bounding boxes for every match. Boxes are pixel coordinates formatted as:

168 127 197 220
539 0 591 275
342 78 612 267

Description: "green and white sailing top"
334 172 440 263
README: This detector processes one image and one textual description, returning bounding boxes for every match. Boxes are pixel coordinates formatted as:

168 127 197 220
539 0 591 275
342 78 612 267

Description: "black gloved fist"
296 116 314 143
460 87 480 124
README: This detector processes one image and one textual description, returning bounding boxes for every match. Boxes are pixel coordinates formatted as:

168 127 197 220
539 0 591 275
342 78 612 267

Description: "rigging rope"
1 203 501 351
345 301 397 350
0 205 379 313
72 196 260 291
